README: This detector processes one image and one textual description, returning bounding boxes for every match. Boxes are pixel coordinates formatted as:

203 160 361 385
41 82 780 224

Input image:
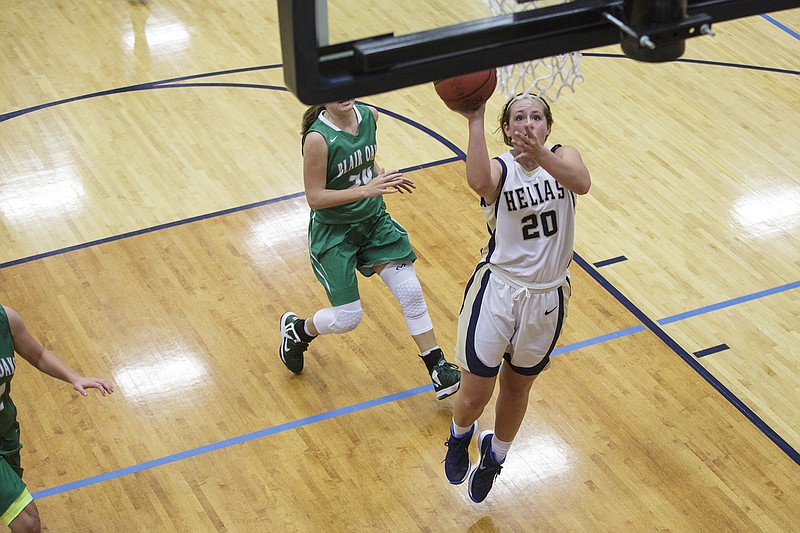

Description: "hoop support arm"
278 0 800 104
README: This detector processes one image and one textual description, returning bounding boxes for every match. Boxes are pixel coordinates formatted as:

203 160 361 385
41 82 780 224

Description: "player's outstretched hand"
365 169 415 196
391 176 416 194
72 377 115 397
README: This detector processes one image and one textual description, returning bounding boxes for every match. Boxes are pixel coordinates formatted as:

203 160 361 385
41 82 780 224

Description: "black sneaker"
444 421 477 484
279 311 309 374
430 355 461 400
468 430 503 503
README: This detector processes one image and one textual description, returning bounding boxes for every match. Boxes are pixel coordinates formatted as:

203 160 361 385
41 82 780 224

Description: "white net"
487 0 583 101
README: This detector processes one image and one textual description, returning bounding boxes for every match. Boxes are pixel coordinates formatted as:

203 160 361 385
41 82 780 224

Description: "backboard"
278 0 800 104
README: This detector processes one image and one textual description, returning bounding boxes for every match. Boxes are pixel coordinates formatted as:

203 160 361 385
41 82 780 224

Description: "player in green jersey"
279 99 461 400
0 305 114 532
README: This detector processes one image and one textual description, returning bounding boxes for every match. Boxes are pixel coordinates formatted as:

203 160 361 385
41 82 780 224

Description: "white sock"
420 346 440 358
491 435 511 462
451 420 474 438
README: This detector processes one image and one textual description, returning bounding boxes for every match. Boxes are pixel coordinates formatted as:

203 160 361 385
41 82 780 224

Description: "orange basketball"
434 69 497 111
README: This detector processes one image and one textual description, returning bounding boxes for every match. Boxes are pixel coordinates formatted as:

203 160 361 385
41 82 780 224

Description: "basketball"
434 69 497 111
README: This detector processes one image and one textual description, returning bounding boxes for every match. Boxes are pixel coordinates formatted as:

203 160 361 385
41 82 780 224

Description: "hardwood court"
1 1 799 531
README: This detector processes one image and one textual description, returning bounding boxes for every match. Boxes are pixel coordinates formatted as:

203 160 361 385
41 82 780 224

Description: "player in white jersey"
443 94 591 503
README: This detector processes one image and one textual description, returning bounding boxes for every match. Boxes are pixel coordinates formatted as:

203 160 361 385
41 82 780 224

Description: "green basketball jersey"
303 104 384 224
0 307 19 441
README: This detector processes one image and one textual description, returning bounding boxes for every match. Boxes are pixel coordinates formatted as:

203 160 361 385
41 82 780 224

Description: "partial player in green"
0 305 114 532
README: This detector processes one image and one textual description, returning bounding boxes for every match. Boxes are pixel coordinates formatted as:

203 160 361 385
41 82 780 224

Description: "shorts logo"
544 306 557 315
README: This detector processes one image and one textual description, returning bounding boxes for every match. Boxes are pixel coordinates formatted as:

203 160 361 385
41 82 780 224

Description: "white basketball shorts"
454 262 571 377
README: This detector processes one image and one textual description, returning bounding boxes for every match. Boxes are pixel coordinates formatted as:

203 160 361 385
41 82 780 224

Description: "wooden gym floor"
1 1 798 531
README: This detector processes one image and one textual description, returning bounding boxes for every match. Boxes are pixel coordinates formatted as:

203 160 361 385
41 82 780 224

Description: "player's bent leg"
379 262 462 398
8 500 40 533
279 302 363 374
311 301 362 335
378 262 432 335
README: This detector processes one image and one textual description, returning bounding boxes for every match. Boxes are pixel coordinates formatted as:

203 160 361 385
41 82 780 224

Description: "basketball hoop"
487 0 584 101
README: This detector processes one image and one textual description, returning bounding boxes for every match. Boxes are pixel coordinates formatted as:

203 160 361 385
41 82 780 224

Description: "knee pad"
379 262 433 335
312 301 363 335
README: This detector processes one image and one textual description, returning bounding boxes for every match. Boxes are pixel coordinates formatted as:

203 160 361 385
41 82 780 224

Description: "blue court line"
32 384 431 499
31 324 648 499
762 13 800 40
658 280 800 325
552 325 646 355
694 344 730 358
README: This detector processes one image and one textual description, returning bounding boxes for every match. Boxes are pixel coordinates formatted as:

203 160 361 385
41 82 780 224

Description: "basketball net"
487 0 583 102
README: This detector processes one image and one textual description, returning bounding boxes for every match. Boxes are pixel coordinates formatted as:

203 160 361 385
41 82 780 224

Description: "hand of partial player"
72 377 115 397
365 170 415 196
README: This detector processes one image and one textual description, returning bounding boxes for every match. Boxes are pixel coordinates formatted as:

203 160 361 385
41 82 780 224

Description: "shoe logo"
280 338 290 359
544 306 557 315
431 369 442 387
283 320 302 343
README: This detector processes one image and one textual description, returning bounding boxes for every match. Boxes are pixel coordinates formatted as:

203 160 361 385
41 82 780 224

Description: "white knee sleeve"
379 262 433 335
311 301 363 335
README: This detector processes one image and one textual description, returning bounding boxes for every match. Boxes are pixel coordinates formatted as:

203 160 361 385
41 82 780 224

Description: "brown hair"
496 94 554 147
301 104 327 136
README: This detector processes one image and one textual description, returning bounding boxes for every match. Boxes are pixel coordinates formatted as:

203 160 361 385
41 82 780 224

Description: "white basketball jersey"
480 148 576 285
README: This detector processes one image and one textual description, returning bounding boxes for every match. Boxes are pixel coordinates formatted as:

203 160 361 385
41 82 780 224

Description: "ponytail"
301 104 327 136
